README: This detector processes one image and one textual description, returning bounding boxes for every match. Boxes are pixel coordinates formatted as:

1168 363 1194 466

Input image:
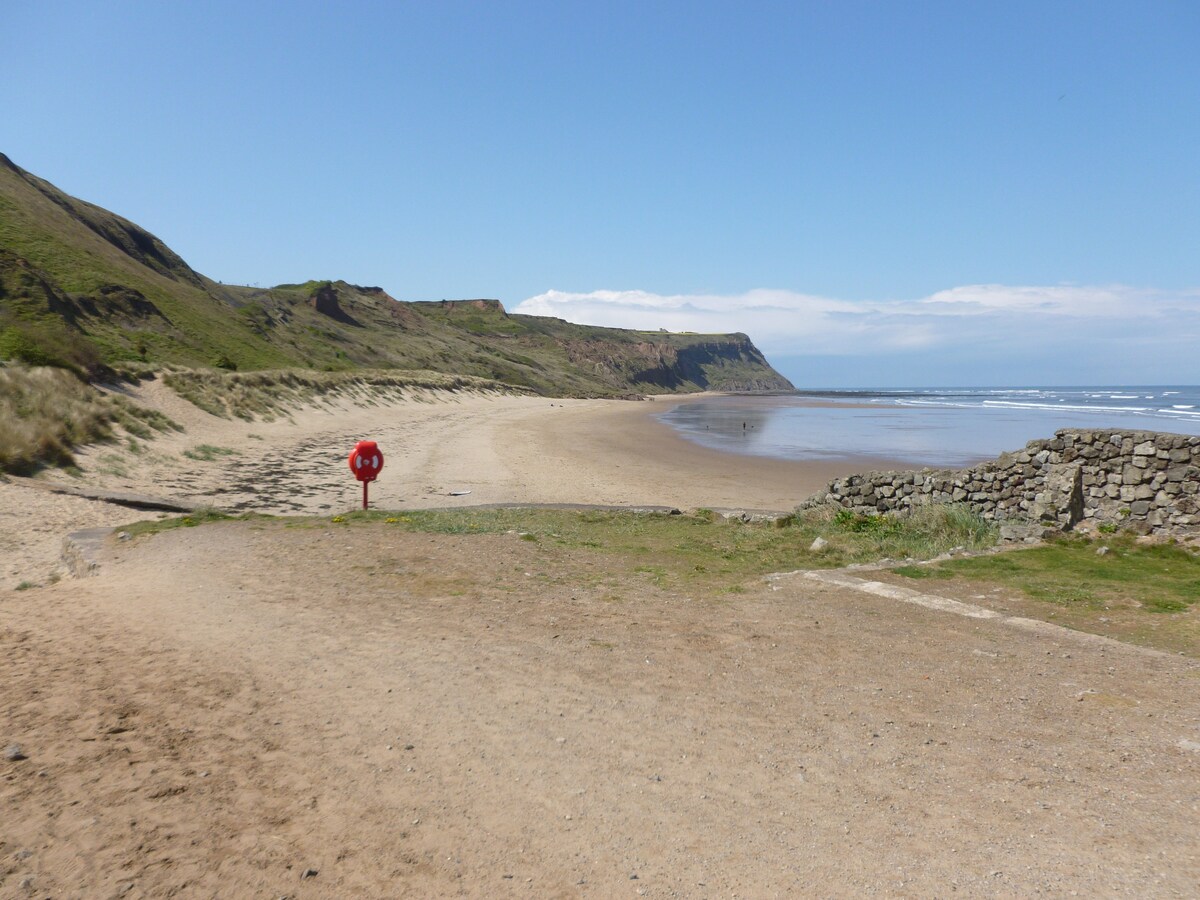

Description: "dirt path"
4 521 1198 897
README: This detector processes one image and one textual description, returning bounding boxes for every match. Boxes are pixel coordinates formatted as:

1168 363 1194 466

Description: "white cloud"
512 284 1200 358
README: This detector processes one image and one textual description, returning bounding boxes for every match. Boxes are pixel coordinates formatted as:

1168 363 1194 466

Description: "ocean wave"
981 400 1152 413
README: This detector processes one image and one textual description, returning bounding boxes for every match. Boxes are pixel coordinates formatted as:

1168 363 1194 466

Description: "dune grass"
0 364 180 475
162 367 530 420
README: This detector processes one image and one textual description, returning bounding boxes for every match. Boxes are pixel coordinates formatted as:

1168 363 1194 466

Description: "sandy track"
3 521 1199 897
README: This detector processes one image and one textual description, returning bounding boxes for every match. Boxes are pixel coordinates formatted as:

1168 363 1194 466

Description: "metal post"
363 481 368 510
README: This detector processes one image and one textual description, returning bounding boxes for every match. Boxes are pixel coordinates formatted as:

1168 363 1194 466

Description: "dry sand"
3 383 1199 897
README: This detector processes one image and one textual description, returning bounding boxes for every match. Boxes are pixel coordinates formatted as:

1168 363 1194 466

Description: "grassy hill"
0 152 792 397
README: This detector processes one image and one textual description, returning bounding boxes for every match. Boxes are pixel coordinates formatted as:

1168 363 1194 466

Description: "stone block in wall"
1133 441 1157 456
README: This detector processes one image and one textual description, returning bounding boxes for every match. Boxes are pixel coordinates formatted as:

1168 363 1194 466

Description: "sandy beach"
3 383 1199 897
2 382 893 591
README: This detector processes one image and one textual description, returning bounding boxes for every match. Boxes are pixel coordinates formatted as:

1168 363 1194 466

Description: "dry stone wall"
802 429 1200 536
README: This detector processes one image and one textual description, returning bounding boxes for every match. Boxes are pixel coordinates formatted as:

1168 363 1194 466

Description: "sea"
657 386 1200 469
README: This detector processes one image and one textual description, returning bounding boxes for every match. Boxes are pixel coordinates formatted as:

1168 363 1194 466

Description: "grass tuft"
182 444 239 462
796 503 997 563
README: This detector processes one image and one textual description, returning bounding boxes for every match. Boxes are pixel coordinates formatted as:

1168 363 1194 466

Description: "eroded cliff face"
563 334 792 393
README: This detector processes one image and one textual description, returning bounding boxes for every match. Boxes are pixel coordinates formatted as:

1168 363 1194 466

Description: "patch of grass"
117 508 268 539
891 564 934 579
182 444 239 461
802 503 997 563
15 580 34 591
894 534 1200 614
97 453 130 477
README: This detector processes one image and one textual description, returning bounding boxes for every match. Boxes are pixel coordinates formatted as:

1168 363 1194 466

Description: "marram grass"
0 364 179 475
162 367 531 420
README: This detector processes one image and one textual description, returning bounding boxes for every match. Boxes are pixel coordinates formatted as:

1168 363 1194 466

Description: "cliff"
0 153 791 396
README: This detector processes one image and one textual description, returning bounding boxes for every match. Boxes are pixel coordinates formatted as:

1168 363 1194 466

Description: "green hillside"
0 153 793 396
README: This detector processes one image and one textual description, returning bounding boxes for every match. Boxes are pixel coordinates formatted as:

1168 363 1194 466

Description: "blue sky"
4 1 1198 387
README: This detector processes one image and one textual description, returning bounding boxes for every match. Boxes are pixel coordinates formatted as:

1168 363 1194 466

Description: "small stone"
301 868 319 879
809 536 829 552
4 744 27 761
117 531 131 541
1096 546 1110 556
404 744 414 751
